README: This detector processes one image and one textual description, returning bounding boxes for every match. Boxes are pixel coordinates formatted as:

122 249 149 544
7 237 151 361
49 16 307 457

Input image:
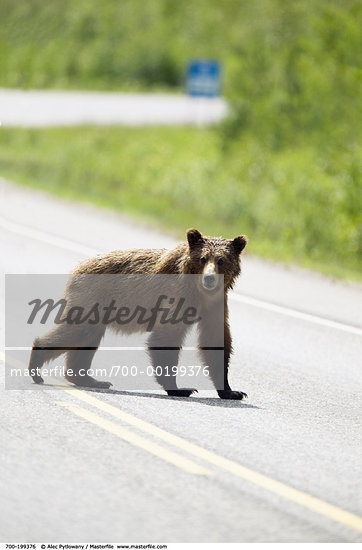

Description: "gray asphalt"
0 178 361 542
0 88 227 127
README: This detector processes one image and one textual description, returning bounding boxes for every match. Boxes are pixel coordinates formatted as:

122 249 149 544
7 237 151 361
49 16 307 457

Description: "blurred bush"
1 0 361 276
0 126 361 277
2 1 361 145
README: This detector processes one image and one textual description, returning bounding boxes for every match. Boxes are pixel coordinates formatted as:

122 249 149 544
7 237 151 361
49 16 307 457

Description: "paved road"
0 179 361 542
0 88 228 127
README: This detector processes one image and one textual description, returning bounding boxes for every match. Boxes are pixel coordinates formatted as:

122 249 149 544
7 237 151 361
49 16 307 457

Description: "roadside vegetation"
1 0 361 278
1 126 361 279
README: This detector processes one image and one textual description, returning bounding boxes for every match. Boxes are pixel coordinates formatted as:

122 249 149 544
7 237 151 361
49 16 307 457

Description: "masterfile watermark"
5 274 224 391
27 295 201 330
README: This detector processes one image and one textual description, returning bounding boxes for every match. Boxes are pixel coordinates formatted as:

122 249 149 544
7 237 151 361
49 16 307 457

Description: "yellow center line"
56 400 211 476
1 353 211 475
63 386 362 534
2 350 362 532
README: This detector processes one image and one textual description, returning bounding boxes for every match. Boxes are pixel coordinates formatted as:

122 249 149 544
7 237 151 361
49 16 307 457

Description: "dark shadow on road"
38 381 260 408
80 386 259 409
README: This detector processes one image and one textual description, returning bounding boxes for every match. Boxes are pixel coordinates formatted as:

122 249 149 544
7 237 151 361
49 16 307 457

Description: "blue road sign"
185 59 221 97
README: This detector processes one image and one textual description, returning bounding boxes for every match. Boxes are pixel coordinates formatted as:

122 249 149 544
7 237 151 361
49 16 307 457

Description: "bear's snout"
202 272 217 290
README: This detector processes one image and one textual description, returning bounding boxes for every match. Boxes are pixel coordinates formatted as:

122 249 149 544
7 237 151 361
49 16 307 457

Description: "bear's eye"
200 257 207 265
217 258 224 266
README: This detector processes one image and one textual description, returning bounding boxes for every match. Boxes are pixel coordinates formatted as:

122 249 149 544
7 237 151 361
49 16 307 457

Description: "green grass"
1 126 361 280
2 0 361 141
1 1 361 279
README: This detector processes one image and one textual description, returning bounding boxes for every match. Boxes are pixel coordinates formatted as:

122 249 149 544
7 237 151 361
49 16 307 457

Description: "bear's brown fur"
28 228 247 399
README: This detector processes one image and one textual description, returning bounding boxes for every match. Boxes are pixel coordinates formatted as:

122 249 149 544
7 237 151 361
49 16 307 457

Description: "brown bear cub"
28 228 248 399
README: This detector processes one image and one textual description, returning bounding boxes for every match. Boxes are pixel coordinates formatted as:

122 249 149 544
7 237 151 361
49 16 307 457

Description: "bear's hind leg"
65 347 112 389
28 324 75 384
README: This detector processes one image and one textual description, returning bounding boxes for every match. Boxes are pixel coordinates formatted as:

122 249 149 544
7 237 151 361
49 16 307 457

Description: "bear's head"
186 228 247 291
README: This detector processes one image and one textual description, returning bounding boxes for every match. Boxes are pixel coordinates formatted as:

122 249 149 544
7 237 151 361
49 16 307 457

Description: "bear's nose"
204 273 216 286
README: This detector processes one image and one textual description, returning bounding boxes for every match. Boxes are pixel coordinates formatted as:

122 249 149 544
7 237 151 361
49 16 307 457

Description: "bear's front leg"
219 317 247 400
199 307 247 400
217 389 248 400
148 329 197 397
202 353 248 400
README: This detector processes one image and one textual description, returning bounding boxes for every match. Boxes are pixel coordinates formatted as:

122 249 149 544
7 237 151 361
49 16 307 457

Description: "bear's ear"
231 235 247 254
187 228 204 248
